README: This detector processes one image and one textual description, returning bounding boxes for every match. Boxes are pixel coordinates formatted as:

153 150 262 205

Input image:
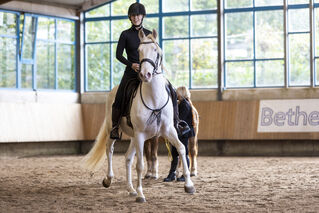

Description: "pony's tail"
192 105 199 138
82 118 108 171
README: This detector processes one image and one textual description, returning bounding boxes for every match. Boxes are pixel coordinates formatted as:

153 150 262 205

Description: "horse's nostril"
147 72 151 79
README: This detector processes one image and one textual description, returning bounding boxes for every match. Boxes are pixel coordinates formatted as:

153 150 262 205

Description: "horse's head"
138 29 162 82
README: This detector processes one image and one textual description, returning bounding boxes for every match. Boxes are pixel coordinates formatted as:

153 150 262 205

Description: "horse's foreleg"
134 134 146 202
150 137 159 179
102 139 115 188
125 140 137 196
165 129 195 194
144 139 152 179
189 136 198 176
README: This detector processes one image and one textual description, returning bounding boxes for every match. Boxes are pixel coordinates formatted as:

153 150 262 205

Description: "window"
84 0 319 91
225 1 284 88
0 10 76 91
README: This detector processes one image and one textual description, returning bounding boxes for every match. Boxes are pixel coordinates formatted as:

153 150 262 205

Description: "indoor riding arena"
1 0 319 212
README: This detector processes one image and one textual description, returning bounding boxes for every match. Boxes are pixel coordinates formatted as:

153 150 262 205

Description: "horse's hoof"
102 178 111 188
151 176 158 180
136 197 146 203
129 191 138 197
190 173 197 177
184 185 196 194
144 174 151 179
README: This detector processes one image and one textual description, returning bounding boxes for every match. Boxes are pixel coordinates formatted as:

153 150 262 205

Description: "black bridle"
139 41 163 76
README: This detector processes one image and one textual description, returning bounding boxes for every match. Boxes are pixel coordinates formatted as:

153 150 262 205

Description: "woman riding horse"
110 2 189 140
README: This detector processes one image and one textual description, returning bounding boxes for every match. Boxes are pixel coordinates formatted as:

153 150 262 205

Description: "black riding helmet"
128 2 146 17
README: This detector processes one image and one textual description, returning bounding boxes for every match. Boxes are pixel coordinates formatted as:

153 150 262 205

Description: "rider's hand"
131 63 140 72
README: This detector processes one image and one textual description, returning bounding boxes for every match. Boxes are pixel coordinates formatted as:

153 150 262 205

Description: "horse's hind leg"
144 139 152 179
189 136 198 176
125 140 137 196
102 138 116 188
150 137 159 179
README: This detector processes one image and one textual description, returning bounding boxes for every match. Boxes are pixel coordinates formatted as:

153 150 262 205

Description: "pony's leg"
133 133 146 202
164 128 195 194
102 138 115 188
150 137 159 179
125 140 137 196
144 139 152 179
189 136 198 176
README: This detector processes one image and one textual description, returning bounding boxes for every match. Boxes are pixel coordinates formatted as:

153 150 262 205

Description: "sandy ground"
1 155 319 213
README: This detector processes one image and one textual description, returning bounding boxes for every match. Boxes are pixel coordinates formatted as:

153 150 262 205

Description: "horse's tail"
192 105 199 140
82 117 108 171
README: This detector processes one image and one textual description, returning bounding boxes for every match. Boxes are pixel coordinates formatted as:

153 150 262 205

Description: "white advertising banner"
258 99 319 132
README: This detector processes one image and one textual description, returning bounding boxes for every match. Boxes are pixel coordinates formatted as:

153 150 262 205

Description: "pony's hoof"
184 185 196 194
136 197 146 203
102 178 111 188
129 191 138 197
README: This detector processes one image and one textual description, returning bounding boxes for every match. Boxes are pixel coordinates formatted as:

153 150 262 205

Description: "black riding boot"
163 156 179 182
110 106 122 140
167 83 190 136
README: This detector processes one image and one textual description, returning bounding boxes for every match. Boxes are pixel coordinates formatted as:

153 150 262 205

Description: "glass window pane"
256 10 284 59
163 16 188 38
112 43 125 87
163 0 188 12
288 0 309 4
191 0 217 10
37 17 55 40
226 12 253 60
255 0 283 6
316 59 319 85
289 34 310 86
256 60 284 86
289 9 309 32
86 20 109 42
86 44 110 91
191 14 217 37
112 19 130 42
57 20 75 42
22 16 36 59
86 4 110 17
226 0 253 8
36 41 55 89
226 61 254 87
140 0 159 14
0 37 16 88
191 39 217 88
112 0 136 16
314 8 319 56
163 40 189 87
57 44 75 90
143 17 159 34
0 12 17 36
21 64 33 89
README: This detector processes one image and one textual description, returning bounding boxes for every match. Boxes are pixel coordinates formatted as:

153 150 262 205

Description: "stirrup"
178 120 191 136
110 127 122 140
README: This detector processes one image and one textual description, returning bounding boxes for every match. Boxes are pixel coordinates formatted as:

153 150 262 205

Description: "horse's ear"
152 29 157 39
138 29 145 41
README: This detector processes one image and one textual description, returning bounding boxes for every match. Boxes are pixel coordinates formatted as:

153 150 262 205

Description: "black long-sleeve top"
179 99 195 138
116 26 151 77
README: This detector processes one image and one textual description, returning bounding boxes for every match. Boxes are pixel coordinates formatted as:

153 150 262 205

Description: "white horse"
83 29 195 202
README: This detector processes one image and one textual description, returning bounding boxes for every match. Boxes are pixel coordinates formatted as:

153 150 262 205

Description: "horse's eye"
154 48 156 51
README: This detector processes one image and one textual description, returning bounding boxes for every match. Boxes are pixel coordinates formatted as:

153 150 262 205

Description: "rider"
110 2 190 140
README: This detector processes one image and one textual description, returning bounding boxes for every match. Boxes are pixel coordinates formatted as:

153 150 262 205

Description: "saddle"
120 79 140 128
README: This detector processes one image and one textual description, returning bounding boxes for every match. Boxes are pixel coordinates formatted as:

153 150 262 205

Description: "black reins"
138 40 169 126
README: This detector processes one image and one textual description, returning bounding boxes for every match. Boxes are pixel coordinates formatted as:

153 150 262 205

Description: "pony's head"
138 29 162 82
